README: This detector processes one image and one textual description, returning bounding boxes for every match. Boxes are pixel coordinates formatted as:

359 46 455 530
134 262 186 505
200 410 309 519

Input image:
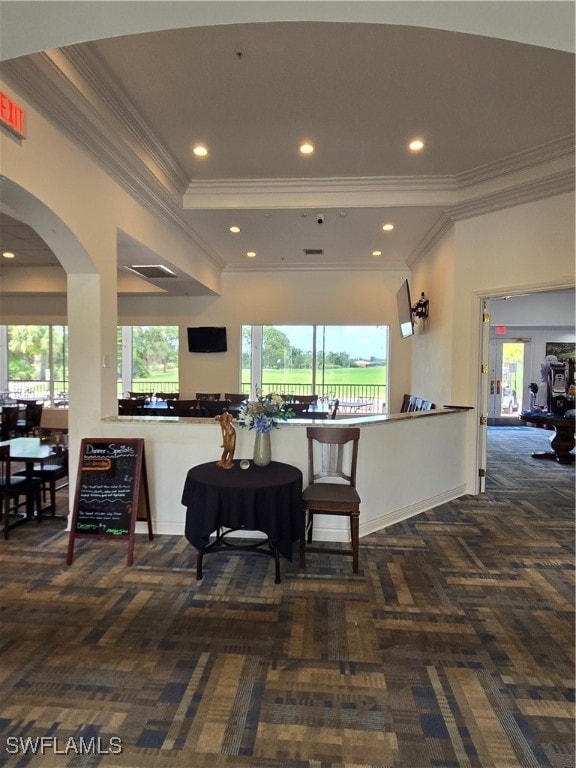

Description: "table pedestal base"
197 527 281 583
531 451 575 465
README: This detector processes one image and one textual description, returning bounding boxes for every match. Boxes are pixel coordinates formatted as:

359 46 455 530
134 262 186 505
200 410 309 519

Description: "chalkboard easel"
66 438 153 566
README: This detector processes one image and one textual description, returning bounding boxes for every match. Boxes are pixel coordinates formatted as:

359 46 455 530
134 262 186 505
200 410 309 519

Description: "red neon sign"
0 92 26 138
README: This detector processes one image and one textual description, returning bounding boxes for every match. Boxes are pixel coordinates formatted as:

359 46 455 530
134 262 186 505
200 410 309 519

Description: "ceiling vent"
304 248 324 256
126 265 176 279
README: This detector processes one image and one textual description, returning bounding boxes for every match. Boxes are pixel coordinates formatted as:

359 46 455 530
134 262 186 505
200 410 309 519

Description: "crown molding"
1 53 225 271
224 260 406 273
407 214 454 267
1 48 573 277
445 169 574 222
456 135 575 188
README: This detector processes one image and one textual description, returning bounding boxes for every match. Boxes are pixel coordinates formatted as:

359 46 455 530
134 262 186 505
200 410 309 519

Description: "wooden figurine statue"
215 412 236 469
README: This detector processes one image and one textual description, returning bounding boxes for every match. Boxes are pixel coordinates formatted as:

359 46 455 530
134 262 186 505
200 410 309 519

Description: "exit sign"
0 92 26 138
495 326 507 335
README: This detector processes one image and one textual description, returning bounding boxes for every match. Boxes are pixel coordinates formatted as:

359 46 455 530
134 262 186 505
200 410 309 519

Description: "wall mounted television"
187 326 227 353
396 280 414 338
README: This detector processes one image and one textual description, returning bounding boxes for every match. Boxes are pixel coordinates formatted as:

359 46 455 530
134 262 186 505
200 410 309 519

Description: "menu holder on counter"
66 438 153 566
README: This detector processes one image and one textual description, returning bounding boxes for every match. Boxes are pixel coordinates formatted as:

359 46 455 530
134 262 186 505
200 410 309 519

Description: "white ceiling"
0 4 574 295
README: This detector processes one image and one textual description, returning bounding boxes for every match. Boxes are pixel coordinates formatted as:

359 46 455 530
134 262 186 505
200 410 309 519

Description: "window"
242 325 388 413
118 325 179 396
1 324 68 404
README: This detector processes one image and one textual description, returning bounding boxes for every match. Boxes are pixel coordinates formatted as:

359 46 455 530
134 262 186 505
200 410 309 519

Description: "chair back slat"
306 426 360 487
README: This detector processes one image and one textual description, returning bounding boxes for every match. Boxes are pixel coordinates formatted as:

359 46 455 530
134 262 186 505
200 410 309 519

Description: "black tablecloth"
182 460 303 560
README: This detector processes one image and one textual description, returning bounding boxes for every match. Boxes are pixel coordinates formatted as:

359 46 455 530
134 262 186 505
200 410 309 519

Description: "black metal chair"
13 448 68 518
0 444 43 539
300 426 361 573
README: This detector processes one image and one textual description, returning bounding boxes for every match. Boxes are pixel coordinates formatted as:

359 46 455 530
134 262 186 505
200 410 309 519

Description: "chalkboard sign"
66 438 153 565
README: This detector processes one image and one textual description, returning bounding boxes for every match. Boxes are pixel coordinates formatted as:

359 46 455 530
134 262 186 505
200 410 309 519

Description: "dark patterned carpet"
0 427 574 767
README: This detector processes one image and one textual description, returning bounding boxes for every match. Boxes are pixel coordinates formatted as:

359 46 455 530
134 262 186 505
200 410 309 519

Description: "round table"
519 412 575 464
181 460 303 583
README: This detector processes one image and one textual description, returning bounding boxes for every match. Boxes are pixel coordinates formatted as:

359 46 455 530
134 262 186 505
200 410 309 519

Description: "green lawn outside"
243 366 387 389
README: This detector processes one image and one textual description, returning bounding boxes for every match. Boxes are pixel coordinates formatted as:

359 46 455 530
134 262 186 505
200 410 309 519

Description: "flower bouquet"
237 391 294 433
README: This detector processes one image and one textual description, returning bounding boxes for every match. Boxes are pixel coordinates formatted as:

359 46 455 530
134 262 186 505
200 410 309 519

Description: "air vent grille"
304 248 324 256
126 265 176 279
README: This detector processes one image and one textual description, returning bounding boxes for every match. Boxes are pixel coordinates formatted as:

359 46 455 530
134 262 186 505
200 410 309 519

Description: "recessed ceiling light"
382 223 394 232
246 251 256 258
193 145 208 157
372 250 382 257
229 226 241 233
408 138 424 152
2 251 15 259
299 142 314 155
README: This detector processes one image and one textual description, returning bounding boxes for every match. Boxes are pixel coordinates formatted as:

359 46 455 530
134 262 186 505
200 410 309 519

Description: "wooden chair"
14 448 68 518
154 392 179 401
170 399 199 417
300 426 361 573
128 391 153 400
290 402 310 415
224 393 247 404
0 444 43 539
329 399 340 419
294 394 319 405
16 400 44 435
0 405 20 440
197 399 227 417
118 398 146 415
196 392 220 401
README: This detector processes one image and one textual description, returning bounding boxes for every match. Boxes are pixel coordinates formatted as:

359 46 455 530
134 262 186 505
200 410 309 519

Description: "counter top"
102 406 470 427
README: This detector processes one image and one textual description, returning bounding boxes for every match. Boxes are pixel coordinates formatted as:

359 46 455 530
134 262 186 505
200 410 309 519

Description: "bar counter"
92 406 474 541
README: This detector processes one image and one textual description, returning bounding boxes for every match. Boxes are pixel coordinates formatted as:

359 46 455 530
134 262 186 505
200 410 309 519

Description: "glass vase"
253 430 271 467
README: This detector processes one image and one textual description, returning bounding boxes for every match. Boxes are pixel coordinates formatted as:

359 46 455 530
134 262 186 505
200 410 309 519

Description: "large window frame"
242 324 389 413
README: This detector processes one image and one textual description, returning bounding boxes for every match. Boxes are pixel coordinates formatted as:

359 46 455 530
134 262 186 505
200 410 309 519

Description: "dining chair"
0 405 20 440
128 391 153 400
224 393 247 404
300 426 361 573
196 392 220 401
0 444 43 539
118 398 146 415
290 402 310 415
14 447 68 518
16 400 44 436
154 392 180 400
170 399 200 416
197 399 227 417
294 394 319 405
329 399 340 419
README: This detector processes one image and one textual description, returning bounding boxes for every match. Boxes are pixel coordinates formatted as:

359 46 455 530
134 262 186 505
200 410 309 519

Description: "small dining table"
1 437 68 516
182 460 303 583
519 411 575 464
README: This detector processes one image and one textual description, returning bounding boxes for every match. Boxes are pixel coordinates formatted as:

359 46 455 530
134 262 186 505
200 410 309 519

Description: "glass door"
488 339 528 419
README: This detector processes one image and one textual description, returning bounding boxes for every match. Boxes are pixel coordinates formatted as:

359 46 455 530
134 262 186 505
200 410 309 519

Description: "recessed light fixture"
229 226 241 233
299 142 314 155
408 138 424 152
372 250 382 257
2 251 15 259
246 251 256 258
382 223 394 232
193 145 208 157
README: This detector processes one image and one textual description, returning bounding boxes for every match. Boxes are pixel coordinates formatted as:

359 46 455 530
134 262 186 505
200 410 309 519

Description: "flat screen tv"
187 326 227 353
396 280 414 338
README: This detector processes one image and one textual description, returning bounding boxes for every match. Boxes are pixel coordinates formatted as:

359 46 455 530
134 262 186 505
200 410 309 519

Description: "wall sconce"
412 292 429 320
